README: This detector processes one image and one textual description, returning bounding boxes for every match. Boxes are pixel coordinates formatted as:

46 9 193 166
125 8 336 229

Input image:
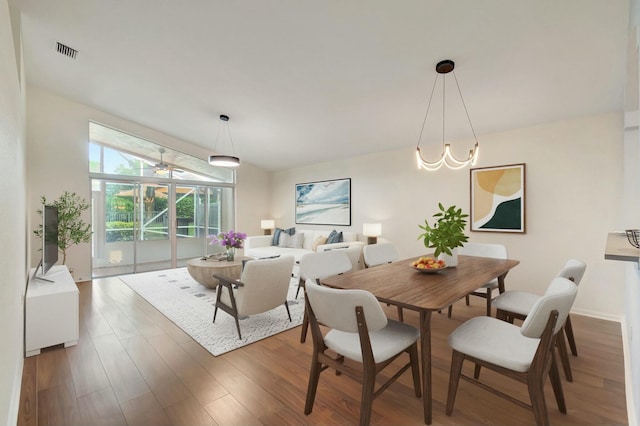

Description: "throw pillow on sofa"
327 229 343 244
272 227 295 246
312 235 328 251
278 232 304 248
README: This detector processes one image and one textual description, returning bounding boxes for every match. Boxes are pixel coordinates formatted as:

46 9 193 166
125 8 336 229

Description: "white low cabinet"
25 265 79 357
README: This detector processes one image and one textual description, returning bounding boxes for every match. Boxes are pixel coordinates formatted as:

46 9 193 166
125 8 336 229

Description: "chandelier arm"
416 147 446 171
416 74 440 149
452 70 480 145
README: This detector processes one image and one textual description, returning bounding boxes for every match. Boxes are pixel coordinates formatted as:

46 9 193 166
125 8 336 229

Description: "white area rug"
119 267 304 356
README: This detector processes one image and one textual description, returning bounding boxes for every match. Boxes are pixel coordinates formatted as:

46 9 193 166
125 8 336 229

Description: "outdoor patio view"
89 123 236 277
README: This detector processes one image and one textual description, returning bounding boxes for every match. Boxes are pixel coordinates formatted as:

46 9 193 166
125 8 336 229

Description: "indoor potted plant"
208 230 247 261
34 191 92 266
418 203 469 266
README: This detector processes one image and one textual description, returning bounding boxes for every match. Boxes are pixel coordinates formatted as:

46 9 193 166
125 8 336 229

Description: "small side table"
186 256 250 289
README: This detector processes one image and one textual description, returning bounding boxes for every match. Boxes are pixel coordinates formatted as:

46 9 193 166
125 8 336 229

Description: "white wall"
272 112 626 319
26 86 271 279
0 0 26 424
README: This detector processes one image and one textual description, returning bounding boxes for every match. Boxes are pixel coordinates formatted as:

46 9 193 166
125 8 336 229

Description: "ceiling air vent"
56 42 78 59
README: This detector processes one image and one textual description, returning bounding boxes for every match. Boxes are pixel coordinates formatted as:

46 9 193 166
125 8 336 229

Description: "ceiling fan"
145 148 184 174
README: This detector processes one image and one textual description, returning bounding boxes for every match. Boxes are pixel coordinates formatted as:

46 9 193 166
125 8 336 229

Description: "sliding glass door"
175 185 236 266
92 179 235 277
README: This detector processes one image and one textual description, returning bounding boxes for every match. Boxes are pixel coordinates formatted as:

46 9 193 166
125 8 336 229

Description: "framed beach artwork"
470 164 525 233
295 178 351 226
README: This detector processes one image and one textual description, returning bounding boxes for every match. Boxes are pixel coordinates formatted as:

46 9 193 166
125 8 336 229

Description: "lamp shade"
261 220 275 229
363 223 382 237
208 155 240 167
261 219 275 235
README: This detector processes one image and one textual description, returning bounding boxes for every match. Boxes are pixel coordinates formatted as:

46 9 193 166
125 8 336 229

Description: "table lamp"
363 223 382 245
261 219 275 235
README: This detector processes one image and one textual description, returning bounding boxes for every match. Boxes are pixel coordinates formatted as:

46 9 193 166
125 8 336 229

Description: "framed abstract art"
470 164 525 233
295 178 351 226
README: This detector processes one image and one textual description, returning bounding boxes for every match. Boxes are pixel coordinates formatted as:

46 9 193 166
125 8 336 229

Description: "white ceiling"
10 0 630 171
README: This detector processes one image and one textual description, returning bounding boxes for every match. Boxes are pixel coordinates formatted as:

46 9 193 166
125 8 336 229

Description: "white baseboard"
621 316 637 426
570 307 622 323
7 351 23 426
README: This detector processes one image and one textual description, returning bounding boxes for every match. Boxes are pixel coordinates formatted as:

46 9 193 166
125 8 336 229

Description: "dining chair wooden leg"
473 364 482 379
446 350 465 416
465 294 470 306
555 328 573 382
447 304 453 318
360 368 376 426
300 308 309 343
284 301 292 322
304 353 322 415
564 314 578 356
495 308 507 321
397 306 404 322
548 351 567 413
295 277 304 299
485 288 493 316
528 377 550 426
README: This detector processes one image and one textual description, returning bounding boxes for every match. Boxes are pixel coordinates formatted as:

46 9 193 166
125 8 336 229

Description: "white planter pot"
438 248 459 267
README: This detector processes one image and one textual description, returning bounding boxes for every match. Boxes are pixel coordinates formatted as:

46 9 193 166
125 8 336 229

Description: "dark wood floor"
17 276 628 425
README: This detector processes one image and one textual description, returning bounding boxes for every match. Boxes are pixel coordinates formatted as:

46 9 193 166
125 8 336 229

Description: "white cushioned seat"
492 290 540 316
325 319 420 363
448 316 539 372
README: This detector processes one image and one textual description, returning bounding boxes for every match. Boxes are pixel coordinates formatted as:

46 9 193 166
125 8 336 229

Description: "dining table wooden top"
321 254 521 314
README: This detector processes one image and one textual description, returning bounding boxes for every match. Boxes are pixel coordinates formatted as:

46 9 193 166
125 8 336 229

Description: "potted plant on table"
208 230 247 261
418 203 469 266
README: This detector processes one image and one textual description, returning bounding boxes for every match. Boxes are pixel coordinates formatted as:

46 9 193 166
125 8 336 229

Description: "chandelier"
415 59 479 171
208 114 240 168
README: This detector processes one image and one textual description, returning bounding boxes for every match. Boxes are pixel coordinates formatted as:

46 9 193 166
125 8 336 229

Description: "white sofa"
244 229 365 263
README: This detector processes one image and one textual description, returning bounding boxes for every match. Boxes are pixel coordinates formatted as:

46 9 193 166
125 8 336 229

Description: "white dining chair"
362 242 404 321
362 242 399 267
493 258 586 381
446 276 578 425
304 279 421 426
298 250 354 343
454 242 508 317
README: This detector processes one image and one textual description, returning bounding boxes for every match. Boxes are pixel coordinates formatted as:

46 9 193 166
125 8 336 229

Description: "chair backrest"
363 243 399 267
459 242 507 259
299 250 353 281
520 277 577 338
342 245 363 271
556 258 586 285
305 279 387 332
236 255 295 315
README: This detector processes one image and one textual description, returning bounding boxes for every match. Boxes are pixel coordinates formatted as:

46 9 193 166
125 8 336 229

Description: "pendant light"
415 59 479 171
208 114 240 168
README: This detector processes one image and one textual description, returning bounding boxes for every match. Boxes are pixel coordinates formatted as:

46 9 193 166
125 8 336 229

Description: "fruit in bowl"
412 256 446 270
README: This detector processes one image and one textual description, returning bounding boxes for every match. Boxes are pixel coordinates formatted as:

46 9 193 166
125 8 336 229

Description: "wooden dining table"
321 254 520 425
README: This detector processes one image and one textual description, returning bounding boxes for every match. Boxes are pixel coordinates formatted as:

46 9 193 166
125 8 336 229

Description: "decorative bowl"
411 265 446 274
410 256 446 273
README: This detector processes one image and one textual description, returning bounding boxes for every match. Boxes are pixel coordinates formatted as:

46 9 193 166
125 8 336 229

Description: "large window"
89 122 236 277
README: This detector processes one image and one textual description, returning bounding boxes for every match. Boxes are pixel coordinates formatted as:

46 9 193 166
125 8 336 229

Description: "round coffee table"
186 256 250 289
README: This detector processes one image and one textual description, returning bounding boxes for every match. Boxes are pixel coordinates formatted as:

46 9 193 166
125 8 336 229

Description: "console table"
25 265 79 357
